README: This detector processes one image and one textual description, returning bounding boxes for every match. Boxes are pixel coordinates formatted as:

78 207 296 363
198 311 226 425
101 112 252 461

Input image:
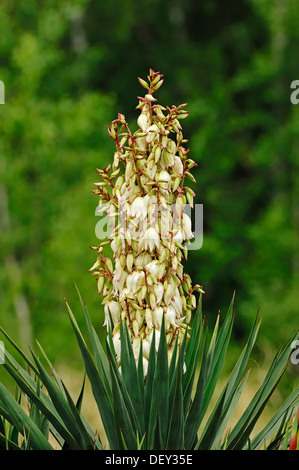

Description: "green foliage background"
0 0 298 381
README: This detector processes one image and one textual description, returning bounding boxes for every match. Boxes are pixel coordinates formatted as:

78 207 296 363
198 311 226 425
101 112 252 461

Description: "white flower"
153 283 164 304
111 238 116 252
132 336 141 359
103 307 111 331
147 195 158 219
146 328 161 352
112 269 128 293
143 357 149 376
104 301 121 326
142 337 151 359
157 170 171 191
136 136 147 150
153 306 163 328
131 196 148 220
154 329 161 351
145 308 153 329
112 331 121 356
114 258 124 279
173 229 184 244
119 287 130 303
171 293 182 316
126 271 145 293
165 306 177 329
147 159 157 179
146 260 160 277
173 155 184 176
135 252 152 267
146 124 159 144
137 112 150 132
164 279 177 305
182 212 193 240
140 227 160 252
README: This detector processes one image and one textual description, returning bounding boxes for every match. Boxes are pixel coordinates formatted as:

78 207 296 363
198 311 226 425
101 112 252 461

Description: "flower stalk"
90 69 204 375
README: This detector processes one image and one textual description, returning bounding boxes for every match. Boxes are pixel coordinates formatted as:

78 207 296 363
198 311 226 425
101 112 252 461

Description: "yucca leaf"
75 284 111 390
224 313 261 401
30 348 90 450
148 315 169 448
0 327 38 375
66 300 118 449
137 341 145 410
202 314 261 449
1 352 78 448
108 355 138 450
201 301 235 418
119 321 145 436
169 334 179 381
196 385 229 450
184 331 209 449
183 318 207 417
153 413 163 450
0 415 5 437
184 295 203 372
136 428 146 450
0 383 53 450
166 349 184 450
211 370 251 449
1 349 51 407
281 419 291 450
106 331 142 446
73 373 103 450
250 393 299 449
60 381 95 449
229 372 286 449
0 432 21 451
168 336 180 413
144 328 157 447
227 331 299 449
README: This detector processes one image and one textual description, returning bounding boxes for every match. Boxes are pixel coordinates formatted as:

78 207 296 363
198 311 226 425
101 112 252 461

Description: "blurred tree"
0 0 116 365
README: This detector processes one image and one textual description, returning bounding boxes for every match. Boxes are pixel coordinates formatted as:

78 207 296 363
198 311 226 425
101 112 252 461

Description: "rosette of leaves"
0 288 298 450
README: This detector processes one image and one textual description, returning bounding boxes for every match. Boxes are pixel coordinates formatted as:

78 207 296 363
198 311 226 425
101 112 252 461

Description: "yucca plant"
0 70 298 451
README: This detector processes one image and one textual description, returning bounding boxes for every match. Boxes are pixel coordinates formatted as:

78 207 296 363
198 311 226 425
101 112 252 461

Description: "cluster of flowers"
90 70 203 375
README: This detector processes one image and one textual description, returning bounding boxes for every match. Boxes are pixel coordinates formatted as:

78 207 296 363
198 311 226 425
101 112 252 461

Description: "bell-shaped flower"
135 251 152 267
112 331 121 357
153 306 163 329
146 260 160 277
137 112 150 132
171 292 183 316
154 282 164 304
157 170 171 191
173 155 184 175
104 301 121 327
131 196 148 220
126 271 145 294
183 212 193 240
165 305 178 330
146 124 159 144
140 227 160 252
